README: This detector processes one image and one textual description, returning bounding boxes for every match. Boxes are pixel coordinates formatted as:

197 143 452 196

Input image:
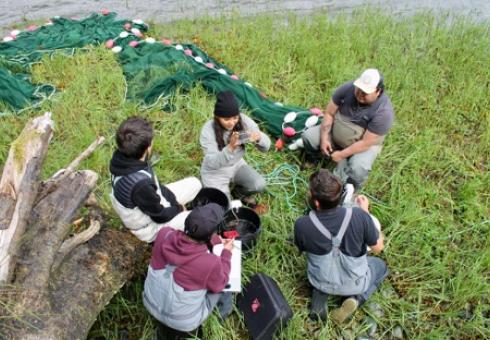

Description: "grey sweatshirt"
200 114 271 171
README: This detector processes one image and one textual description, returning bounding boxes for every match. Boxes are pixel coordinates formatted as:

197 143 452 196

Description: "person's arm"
369 232 384 254
356 197 385 254
200 122 240 170
242 114 271 152
330 130 383 162
159 183 186 212
132 181 183 223
356 195 370 213
331 99 393 162
159 183 178 206
321 82 356 155
206 243 232 293
293 220 305 253
319 100 339 155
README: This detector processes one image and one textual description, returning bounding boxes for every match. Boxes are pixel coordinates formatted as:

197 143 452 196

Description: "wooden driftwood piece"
4 229 148 340
52 219 101 271
13 170 99 292
0 114 149 339
35 136 106 206
0 112 54 282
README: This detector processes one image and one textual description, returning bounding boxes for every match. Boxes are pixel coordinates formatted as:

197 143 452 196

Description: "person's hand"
249 131 261 143
228 132 241 151
320 140 333 156
222 237 234 252
356 195 369 212
330 151 345 163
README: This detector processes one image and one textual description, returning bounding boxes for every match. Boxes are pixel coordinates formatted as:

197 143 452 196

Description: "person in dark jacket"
110 117 202 242
143 203 234 339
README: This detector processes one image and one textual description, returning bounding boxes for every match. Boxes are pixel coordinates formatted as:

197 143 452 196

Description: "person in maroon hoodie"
143 203 234 339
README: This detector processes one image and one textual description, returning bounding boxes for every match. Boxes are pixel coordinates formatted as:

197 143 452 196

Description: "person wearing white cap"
301 69 394 189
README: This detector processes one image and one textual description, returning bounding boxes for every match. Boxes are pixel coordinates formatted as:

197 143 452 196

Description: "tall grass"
1 9 489 339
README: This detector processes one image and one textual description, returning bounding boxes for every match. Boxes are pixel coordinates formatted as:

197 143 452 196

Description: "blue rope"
263 163 307 211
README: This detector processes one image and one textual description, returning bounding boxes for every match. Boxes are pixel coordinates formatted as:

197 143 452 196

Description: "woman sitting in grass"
199 90 271 213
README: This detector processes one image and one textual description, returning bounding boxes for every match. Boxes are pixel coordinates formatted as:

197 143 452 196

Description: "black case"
238 273 293 340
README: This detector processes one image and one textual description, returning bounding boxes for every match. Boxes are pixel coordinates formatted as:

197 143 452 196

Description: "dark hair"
213 116 246 151
309 169 343 210
116 117 153 159
377 74 385 95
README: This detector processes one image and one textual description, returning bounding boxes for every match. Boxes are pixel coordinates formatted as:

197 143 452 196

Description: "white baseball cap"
353 68 381 94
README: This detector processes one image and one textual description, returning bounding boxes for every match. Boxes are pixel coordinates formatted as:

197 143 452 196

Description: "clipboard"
213 240 242 292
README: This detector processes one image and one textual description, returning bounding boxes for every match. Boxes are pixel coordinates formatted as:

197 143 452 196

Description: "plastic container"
220 207 261 253
191 187 229 210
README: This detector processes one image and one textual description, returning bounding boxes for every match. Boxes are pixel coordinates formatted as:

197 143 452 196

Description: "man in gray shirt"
302 69 394 189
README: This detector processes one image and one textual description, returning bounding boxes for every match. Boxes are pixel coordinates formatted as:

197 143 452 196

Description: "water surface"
1 0 489 32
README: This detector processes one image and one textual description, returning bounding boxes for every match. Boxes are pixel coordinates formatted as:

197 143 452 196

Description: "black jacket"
109 150 183 223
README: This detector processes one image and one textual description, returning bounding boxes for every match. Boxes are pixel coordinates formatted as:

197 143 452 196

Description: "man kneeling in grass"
294 169 388 323
301 69 394 190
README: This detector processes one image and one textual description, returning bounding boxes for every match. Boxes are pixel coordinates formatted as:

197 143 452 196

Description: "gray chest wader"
331 114 367 149
306 208 371 296
331 108 385 149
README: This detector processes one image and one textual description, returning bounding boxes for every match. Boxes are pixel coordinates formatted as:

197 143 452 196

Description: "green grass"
1 9 489 339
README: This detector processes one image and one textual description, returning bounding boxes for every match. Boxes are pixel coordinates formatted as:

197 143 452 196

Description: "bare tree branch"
52 219 101 270
62 136 106 178
35 136 105 206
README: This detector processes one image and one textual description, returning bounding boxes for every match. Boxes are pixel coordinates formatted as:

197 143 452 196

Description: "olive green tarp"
0 12 319 139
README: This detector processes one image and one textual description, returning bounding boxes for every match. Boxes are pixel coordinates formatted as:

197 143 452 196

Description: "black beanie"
214 90 239 117
184 203 225 242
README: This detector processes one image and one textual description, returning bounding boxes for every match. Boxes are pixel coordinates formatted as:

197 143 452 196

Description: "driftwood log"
0 113 149 339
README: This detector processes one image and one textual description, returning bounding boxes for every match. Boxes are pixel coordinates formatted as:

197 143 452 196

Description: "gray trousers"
302 125 382 187
207 291 233 319
355 256 389 305
201 160 266 199
310 257 388 307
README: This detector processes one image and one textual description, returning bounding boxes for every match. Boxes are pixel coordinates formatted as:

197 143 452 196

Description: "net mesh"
0 12 319 140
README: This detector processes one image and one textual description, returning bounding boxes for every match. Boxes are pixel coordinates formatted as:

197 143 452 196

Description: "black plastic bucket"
191 187 229 210
220 207 261 254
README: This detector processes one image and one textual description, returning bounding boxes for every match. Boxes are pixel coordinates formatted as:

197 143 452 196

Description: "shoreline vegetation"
1 9 489 339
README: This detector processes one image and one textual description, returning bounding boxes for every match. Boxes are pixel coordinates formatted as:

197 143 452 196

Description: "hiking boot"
252 203 269 215
309 288 328 321
240 195 257 207
241 196 268 214
331 297 358 324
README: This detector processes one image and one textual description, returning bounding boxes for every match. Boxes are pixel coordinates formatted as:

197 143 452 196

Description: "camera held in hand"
238 132 251 144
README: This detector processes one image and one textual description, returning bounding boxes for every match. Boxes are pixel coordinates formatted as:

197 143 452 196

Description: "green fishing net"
0 12 322 142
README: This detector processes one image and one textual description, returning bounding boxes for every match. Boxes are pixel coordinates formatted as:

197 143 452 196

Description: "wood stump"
0 113 149 339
